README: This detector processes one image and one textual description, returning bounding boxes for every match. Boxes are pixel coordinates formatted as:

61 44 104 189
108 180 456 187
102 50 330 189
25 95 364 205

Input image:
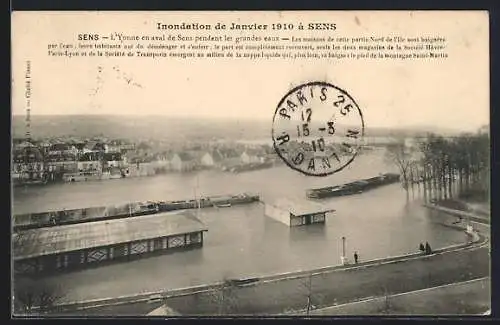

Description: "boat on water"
216 203 232 208
13 178 48 187
63 168 129 182
101 167 126 180
307 173 400 199
13 193 261 231
229 161 274 173
63 171 102 182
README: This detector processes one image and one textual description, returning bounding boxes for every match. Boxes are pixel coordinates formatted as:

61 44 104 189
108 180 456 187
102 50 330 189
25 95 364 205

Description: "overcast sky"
11 11 489 132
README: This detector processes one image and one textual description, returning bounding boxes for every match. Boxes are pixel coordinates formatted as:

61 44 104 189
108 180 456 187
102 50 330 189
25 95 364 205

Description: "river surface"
12 149 468 302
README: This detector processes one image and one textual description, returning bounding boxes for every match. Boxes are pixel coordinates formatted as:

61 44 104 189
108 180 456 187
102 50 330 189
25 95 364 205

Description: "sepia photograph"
11 10 490 317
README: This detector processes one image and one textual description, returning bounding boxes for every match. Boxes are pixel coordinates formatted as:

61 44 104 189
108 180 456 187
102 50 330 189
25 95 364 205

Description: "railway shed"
264 198 335 227
13 211 208 275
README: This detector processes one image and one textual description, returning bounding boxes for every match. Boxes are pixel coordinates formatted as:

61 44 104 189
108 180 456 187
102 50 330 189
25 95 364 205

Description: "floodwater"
12 149 468 302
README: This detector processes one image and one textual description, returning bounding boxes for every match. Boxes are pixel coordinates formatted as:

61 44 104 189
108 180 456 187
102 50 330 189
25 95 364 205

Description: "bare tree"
385 139 417 201
379 293 393 315
13 276 66 315
303 275 313 315
299 274 324 316
418 131 489 202
376 286 402 315
207 277 240 315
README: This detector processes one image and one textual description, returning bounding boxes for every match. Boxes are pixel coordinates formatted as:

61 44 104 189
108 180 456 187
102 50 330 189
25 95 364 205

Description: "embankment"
424 203 490 225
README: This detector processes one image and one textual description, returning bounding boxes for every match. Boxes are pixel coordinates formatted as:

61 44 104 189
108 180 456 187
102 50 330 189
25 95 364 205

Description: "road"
54 241 489 316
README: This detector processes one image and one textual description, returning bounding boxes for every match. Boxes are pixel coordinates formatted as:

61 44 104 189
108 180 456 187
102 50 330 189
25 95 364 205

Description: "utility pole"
382 286 391 315
306 275 312 316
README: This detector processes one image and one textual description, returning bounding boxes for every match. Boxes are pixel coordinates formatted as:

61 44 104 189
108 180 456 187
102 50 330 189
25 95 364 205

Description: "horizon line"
10 114 486 132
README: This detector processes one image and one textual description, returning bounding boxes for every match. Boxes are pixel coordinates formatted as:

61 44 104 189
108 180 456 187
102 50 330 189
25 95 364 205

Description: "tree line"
386 129 489 203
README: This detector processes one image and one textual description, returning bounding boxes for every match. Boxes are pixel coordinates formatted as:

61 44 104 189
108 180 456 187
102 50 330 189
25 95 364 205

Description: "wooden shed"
13 212 208 275
264 198 335 227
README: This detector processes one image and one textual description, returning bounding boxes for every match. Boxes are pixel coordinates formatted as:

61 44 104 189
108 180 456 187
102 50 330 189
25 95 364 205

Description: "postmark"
272 81 365 177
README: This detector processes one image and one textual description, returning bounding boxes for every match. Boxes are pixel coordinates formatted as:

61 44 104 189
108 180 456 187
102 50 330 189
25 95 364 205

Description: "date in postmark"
272 81 365 177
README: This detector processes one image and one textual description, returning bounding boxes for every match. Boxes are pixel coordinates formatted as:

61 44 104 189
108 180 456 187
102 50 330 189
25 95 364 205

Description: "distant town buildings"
11 137 278 185
12 142 45 183
11 135 424 186
241 148 265 164
200 150 224 168
171 152 197 172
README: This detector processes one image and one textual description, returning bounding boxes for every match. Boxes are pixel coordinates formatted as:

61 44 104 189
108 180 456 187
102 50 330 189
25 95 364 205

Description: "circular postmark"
272 81 365 177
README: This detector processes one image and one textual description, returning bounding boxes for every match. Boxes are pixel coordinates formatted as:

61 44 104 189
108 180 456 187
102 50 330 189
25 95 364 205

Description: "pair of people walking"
419 242 432 255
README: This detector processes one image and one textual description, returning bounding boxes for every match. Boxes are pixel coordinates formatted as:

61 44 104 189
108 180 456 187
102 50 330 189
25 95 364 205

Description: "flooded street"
12 150 468 302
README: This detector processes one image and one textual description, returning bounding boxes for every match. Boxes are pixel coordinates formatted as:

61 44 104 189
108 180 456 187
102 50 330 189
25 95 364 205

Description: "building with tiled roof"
200 149 225 167
48 143 78 159
171 152 197 172
74 142 86 152
12 145 45 183
240 148 265 164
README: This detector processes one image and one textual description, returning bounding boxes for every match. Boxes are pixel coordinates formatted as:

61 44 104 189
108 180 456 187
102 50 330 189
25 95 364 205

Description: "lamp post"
466 214 473 241
341 236 346 265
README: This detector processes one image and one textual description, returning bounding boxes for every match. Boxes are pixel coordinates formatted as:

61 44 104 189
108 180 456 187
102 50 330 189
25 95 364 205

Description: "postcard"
11 10 490 317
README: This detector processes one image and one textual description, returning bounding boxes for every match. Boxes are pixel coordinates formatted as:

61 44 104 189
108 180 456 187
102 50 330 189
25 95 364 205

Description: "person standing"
50 214 57 226
425 242 432 255
354 251 359 264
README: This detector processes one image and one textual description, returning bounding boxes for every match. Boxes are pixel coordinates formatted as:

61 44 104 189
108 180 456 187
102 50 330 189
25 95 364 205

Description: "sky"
11 11 489 132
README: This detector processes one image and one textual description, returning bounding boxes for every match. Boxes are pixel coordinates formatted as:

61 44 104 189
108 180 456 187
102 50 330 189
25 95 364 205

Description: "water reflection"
289 223 327 242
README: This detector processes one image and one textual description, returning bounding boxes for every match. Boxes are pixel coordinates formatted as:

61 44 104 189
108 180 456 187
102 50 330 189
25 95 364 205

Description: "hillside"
11 115 271 142
11 115 461 142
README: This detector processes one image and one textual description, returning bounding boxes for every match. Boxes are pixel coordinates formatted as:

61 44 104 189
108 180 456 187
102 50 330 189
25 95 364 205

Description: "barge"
227 161 274 173
12 177 49 187
62 170 126 182
306 173 400 199
13 193 260 231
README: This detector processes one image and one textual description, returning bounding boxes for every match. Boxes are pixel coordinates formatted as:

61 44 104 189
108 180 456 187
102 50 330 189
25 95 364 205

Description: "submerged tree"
385 138 418 201
418 130 489 202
